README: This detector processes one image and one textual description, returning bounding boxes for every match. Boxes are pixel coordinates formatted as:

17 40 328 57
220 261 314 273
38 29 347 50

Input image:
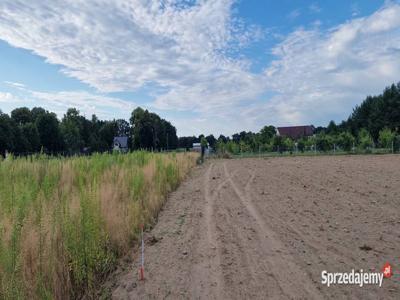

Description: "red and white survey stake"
139 223 145 281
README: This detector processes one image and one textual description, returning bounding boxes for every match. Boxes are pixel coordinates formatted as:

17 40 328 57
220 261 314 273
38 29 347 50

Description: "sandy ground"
109 155 400 299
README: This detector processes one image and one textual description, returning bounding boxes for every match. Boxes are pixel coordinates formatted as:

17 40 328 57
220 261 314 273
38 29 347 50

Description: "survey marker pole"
139 223 145 281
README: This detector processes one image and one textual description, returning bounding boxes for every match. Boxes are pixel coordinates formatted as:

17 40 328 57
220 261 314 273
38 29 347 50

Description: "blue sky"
0 0 399 136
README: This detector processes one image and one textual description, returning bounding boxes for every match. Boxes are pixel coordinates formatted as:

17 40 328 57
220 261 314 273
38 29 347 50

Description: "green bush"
316 133 333 152
378 127 395 148
358 128 374 151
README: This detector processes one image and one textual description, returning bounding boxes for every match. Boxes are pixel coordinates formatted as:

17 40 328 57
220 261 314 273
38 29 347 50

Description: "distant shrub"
358 128 374 151
222 152 232 159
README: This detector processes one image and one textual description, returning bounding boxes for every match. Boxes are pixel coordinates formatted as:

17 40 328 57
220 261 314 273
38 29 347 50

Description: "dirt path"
110 156 399 299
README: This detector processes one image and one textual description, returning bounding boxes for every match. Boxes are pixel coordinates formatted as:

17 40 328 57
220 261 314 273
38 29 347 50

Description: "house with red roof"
276 125 314 140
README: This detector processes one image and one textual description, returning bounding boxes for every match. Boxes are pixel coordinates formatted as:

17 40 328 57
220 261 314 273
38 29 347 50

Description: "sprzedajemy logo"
321 263 393 288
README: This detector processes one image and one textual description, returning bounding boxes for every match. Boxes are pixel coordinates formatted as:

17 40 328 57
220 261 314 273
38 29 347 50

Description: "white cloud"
30 90 136 120
351 3 360 17
0 1 400 136
287 9 301 20
0 87 136 120
309 3 321 14
0 91 20 102
3 81 26 89
261 3 400 127
0 0 253 93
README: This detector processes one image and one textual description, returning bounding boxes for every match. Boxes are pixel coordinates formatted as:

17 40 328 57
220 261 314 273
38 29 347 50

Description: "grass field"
0 151 197 299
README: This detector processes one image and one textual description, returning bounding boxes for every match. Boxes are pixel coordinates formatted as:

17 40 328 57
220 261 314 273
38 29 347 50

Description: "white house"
113 136 129 153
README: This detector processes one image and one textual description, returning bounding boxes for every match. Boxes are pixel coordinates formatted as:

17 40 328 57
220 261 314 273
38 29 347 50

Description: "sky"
0 0 399 136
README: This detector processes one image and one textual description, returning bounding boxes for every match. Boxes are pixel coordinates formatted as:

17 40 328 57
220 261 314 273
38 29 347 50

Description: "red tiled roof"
277 125 314 140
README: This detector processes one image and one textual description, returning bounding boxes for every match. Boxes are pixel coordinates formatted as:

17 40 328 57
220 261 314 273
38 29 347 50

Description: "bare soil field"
110 155 400 299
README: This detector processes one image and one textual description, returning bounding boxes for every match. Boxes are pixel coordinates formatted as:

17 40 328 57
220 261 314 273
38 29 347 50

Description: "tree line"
180 82 400 154
0 106 178 157
2 82 399 157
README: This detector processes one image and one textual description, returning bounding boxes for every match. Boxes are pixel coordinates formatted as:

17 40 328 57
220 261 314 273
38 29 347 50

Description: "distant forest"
0 106 178 156
1 82 399 156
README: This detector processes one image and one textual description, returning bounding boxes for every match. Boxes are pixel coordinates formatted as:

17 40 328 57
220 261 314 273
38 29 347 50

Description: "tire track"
192 162 240 299
190 163 225 299
246 169 360 268
223 162 324 299
213 197 257 299
197 162 275 299
213 167 285 299
241 167 359 299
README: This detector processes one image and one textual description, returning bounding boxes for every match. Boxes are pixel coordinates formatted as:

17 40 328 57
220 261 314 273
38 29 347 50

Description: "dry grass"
0 151 198 299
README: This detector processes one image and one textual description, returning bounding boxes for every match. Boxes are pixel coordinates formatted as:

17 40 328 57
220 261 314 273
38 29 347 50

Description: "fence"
217 143 399 159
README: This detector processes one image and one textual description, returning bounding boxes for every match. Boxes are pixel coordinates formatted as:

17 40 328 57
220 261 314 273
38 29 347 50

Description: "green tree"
98 121 118 151
21 123 40 152
239 140 250 153
283 137 294 152
218 135 228 143
61 108 83 153
226 141 239 154
272 135 284 152
200 136 208 148
36 112 64 152
347 83 400 140
336 131 355 151
130 108 154 149
205 135 217 149
163 121 178 150
260 125 276 144
316 133 333 152
130 107 178 150
306 135 316 149
11 107 32 125
378 127 395 148
297 138 306 152
88 114 104 152
216 140 226 154
31 107 46 122
0 113 15 156
115 119 130 137
326 120 338 135
178 136 197 149
0 112 34 154
358 128 373 150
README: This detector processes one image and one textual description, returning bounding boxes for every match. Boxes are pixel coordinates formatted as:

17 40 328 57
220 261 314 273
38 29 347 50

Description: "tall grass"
0 151 197 299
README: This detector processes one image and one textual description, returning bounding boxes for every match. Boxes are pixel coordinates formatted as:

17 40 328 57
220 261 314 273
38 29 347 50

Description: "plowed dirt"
110 155 400 299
